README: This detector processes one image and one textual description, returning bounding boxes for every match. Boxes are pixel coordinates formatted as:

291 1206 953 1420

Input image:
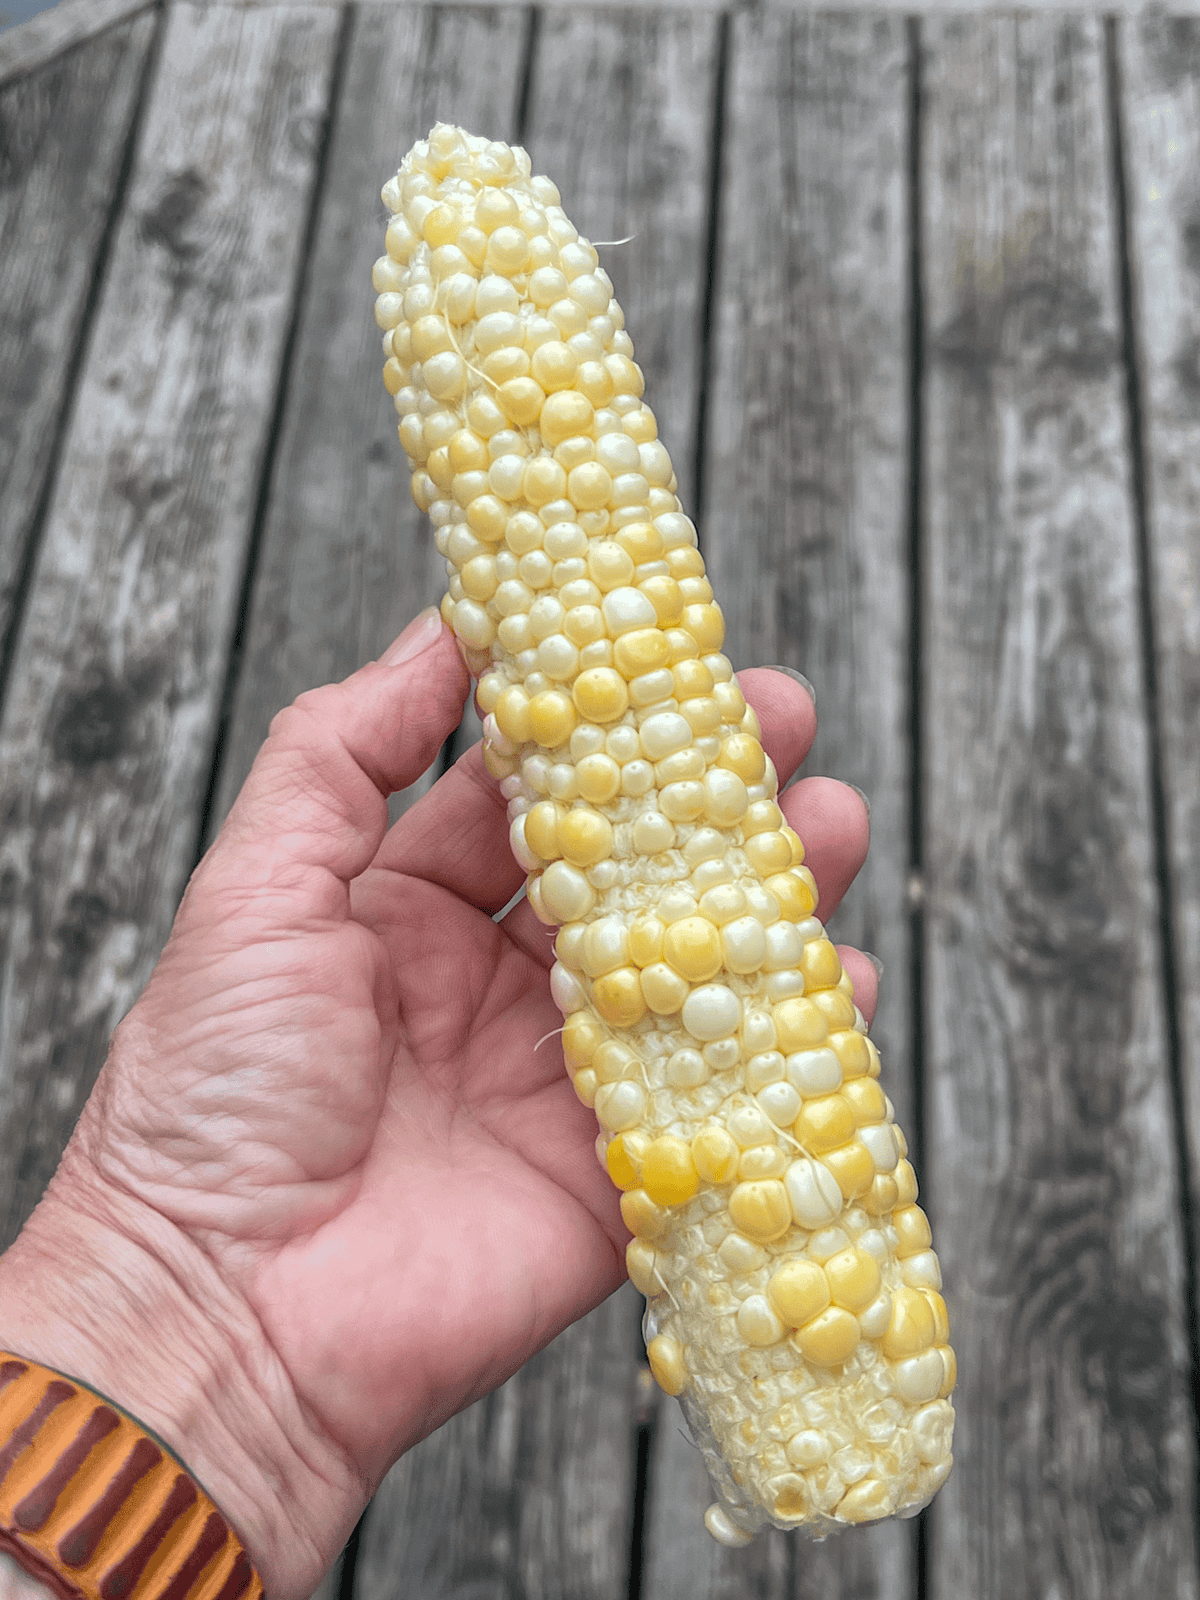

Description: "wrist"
0 1152 361 1600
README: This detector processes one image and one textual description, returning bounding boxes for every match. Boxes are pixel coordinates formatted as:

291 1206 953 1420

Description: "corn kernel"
821 1140 876 1200
528 690 576 748
524 801 561 860
557 807 613 867
863 1173 900 1216
719 734 766 784
607 1134 643 1192
801 938 843 992
837 1479 892 1523
737 1296 786 1348
691 1126 739 1184
574 752 621 803
640 963 689 1015
794 1307 860 1367
572 666 629 724
626 1238 657 1295
767 1259 830 1328
814 990 857 1029
830 1029 871 1078
592 968 646 1027
614 628 670 677
640 575 684 625
766 871 817 921
894 1204 933 1259
774 998 829 1054
728 1180 792 1244
824 1248 882 1312
568 462 613 510
927 1291 950 1346
561 1011 602 1071
663 917 723 982
642 1135 699 1207
895 1160 919 1206
842 1078 887 1126
882 1288 936 1359
648 1334 688 1396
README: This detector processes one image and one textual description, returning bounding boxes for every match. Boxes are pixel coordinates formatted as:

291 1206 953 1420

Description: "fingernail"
381 607 443 666
864 952 884 979
849 784 871 820
765 665 816 708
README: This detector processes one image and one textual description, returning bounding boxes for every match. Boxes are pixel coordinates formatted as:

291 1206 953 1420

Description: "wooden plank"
920 16 1199 1598
209 1 528 833
0 0 341 1244
357 1286 642 1600
1121 13 1200 1350
0 0 153 85
0 10 155 653
640 14 917 1597
354 14 719 1595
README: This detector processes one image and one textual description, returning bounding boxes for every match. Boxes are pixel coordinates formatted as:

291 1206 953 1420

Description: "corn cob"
375 123 955 1543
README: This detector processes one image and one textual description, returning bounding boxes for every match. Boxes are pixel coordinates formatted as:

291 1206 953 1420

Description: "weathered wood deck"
4 0 1200 1594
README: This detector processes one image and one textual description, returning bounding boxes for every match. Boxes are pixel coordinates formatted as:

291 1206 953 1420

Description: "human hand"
0 611 874 1599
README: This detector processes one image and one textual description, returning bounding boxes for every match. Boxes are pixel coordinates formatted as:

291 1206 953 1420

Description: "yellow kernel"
939 1346 957 1397
830 1030 872 1079
767 1260 831 1328
882 1287 936 1359
691 1126 739 1184
530 341 578 392
614 628 670 677
666 546 705 580
894 1204 933 1259
426 447 453 490
465 494 509 542
541 389 595 446
673 659 715 698
659 781 705 823
782 825 805 866
575 752 621 803
626 1238 657 1296
497 377 545 426
576 359 615 406
863 1173 900 1215
837 1479 892 1524
411 314 452 360
593 1040 637 1082
655 748 704 784
448 428 489 472
483 347 531 385
895 1160 919 1206
522 457 567 508
742 800 784 837
821 1140 876 1201
606 1133 644 1192
558 807 614 868
824 1248 882 1312
642 1135 699 1207
572 667 629 724
713 680 747 722
382 358 406 395
587 540 636 591
493 686 532 746
663 628 699 663
794 1094 857 1155
572 1067 596 1106
794 1306 860 1367
927 1291 950 1346
621 1189 666 1240
681 602 725 651
720 734 766 784
528 690 577 748
622 405 657 442
592 968 647 1027
459 556 498 602
842 1078 887 1125
773 998 829 1053
728 1180 792 1244
801 938 843 992
605 353 644 396
767 871 817 921
640 576 685 626
745 830 793 875
647 1334 688 1396
562 1011 603 1071
681 696 721 736
615 522 663 564
568 461 614 511
628 915 666 968
663 917 723 983
867 1038 882 1078
814 990 857 1029
639 963 689 1015
524 801 561 861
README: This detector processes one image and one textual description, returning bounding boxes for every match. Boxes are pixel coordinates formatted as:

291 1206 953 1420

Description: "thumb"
208 609 470 891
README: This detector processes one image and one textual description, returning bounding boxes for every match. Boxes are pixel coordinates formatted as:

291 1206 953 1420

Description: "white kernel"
570 724 606 760
900 1251 943 1290
690 860 733 894
654 511 698 549
893 1351 945 1404
859 1123 899 1172
620 759 655 798
786 1048 843 1097
601 587 658 635
762 922 803 971
639 713 693 760
744 886 781 925
737 1295 785 1347
702 1038 740 1072
639 440 674 486
632 811 675 854
717 1234 767 1276
628 669 675 708
488 455 526 500
786 1430 831 1469
704 1506 753 1549
605 724 640 761
583 917 629 977
493 579 535 617
519 550 554 589
657 887 698 923
722 916 767 974
683 985 741 1043
588 860 619 892
547 763 577 800
452 598 495 649
807 1226 849 1262
726 1105 775 1148
526 597 564 642
763 972 805 1000
593 1080 647 1133
544 520 587 559
570 273 612 315
509 814 539 871
595 432 642 474
858 1291 894 1339
758 1082 802 1126
539 860 596 921
680 827 723 866
559 240 598 279
666 1048 707 1088
912 1401 955 1465
550 961 586 1014
785 1158 842 1229
698 884 746 925
745 1052 785 1091
742 1010 777 1054
537 634 579 679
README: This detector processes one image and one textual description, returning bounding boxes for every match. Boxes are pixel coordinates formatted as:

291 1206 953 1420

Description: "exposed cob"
375 123 954 1543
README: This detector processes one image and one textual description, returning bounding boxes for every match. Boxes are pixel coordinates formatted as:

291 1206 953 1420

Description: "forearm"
0 1150 362 1600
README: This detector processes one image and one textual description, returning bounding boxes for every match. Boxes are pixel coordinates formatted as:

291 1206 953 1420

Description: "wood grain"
208 2 529 833
920 16 1199 1598
0 11 156 654
1120 13 1200 1346
640 15 917 1594
0 0 341 1244
0 0 153 86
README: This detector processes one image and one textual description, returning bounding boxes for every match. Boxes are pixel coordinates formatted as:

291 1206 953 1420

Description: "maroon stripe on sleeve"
99 1473 198 1600
14 1405 121 1531
212 1549 254 1600
57 1436 162 1568
156 1511 230 1600
0 1380 77 1487
0 1360 29 1391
